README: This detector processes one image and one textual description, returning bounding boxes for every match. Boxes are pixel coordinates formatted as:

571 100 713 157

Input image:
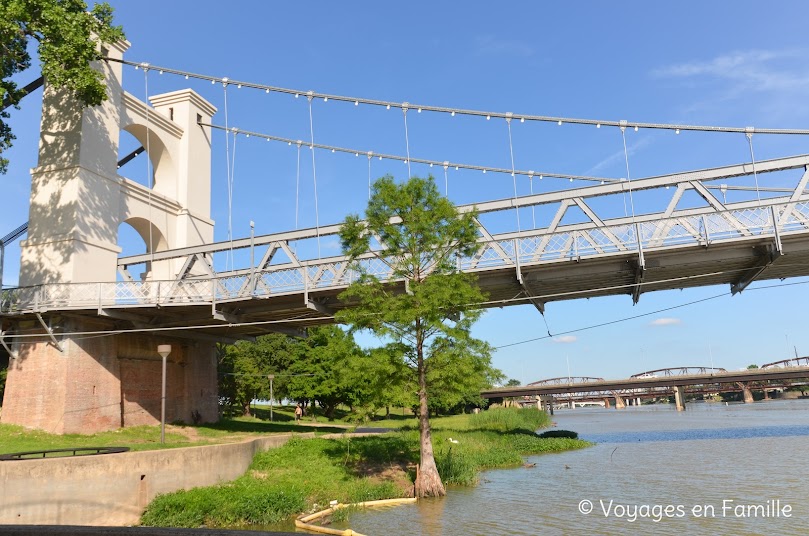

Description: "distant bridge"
484 364 809 410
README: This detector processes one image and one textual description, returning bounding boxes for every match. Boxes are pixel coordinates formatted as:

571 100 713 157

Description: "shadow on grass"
193 419 349 435
322 434 417 469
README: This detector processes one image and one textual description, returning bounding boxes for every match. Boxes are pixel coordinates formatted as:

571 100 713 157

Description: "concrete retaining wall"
0 433 313 526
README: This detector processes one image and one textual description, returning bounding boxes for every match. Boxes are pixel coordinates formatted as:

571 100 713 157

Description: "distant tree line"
217 325 503 421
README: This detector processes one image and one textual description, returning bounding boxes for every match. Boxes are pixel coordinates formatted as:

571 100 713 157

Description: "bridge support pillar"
0 317 218 434
673 385 686 411
614 393 626 409
738 382 755 404
603 397 611 409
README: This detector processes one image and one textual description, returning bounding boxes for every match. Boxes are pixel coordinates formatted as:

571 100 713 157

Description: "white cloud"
584 137 653 177
650 317 682 327
652 49 809 92
553 335 577 344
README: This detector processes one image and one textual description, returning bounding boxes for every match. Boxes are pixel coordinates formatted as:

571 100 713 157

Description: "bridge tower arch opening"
117 217 169 281
2 40 220 434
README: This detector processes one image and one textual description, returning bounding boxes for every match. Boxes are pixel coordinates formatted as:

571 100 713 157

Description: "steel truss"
3 155 809 316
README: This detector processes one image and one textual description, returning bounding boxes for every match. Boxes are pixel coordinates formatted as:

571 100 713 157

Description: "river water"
336 399 809 535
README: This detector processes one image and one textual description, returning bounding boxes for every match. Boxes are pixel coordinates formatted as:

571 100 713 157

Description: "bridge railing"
1 199 808 314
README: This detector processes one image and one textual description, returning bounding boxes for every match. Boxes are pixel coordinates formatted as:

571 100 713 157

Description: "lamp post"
268 374 275 422
157 344 171 444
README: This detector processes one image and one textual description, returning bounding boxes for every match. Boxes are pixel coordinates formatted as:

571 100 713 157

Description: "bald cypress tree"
337 175 488 497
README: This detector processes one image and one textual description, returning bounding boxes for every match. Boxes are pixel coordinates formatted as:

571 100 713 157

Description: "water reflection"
341 400 809 536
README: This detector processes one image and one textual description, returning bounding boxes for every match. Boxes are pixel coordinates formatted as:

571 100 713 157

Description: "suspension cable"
199 122 621 185
116 59 809 137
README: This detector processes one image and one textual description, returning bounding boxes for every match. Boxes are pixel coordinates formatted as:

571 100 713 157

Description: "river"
336 399 809 535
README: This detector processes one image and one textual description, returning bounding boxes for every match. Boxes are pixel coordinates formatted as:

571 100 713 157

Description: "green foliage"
337 176 499 493
468 407 551 433
141 437 408 529
218 334 300 415
141 479 308 528
0 0 125 173
436 446 477 485
337 176 488 361
537 429 579 439
285 326 365 420
139 414 591 529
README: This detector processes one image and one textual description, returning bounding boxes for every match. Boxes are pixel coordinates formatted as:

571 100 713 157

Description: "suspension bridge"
2 41 809 433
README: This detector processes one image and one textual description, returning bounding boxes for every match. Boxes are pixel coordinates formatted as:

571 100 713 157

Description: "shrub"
436 447 477 486
468 407 550 433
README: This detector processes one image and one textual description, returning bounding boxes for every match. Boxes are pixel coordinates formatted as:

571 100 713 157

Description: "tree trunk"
324 401 336 420
241 401 251 417
414 329 446 498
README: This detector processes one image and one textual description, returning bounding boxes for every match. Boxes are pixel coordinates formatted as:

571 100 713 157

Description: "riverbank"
140 408 591 531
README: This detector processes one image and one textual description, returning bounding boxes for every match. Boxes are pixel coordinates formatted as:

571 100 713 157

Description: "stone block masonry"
1 316 218 434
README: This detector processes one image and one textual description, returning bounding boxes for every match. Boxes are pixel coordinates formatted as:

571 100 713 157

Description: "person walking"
294 403 303 424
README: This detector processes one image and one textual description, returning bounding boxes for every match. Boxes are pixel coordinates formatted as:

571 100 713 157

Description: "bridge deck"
4 155 809 341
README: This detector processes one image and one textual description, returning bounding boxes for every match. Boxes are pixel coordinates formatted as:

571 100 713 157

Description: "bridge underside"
4 231 809 343
484 232 809 307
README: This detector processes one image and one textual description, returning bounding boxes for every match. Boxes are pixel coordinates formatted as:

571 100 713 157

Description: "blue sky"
3 1 809 381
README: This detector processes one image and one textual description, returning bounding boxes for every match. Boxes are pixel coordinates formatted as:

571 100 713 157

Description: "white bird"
447 437 459 444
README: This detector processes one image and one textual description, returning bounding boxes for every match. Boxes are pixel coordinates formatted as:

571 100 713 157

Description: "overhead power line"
107 58 809 136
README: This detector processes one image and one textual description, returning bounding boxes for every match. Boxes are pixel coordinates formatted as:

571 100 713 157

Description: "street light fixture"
268 374 275 422
157 344 171 444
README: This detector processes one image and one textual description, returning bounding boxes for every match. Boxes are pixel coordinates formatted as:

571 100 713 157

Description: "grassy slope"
0 412 348 456
140 408 591 529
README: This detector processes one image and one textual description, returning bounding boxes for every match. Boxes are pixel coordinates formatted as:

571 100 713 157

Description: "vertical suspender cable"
228 132 237 268
222 81 233 271
295 142 301 231
746 129 762 206
144 66 155 274
506 116 521 232
443 163 449 197
529 174 536 229
403 104 412 180
367 152 372 200
307 95 321 258
621 126 637 220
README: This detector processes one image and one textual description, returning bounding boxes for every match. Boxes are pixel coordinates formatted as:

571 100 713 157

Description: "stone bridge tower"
1 41 221 433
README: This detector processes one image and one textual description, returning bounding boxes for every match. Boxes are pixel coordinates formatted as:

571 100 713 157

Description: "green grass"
0 414 348 457
140 408 591 529
141 437 406 529
0 424 196 454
